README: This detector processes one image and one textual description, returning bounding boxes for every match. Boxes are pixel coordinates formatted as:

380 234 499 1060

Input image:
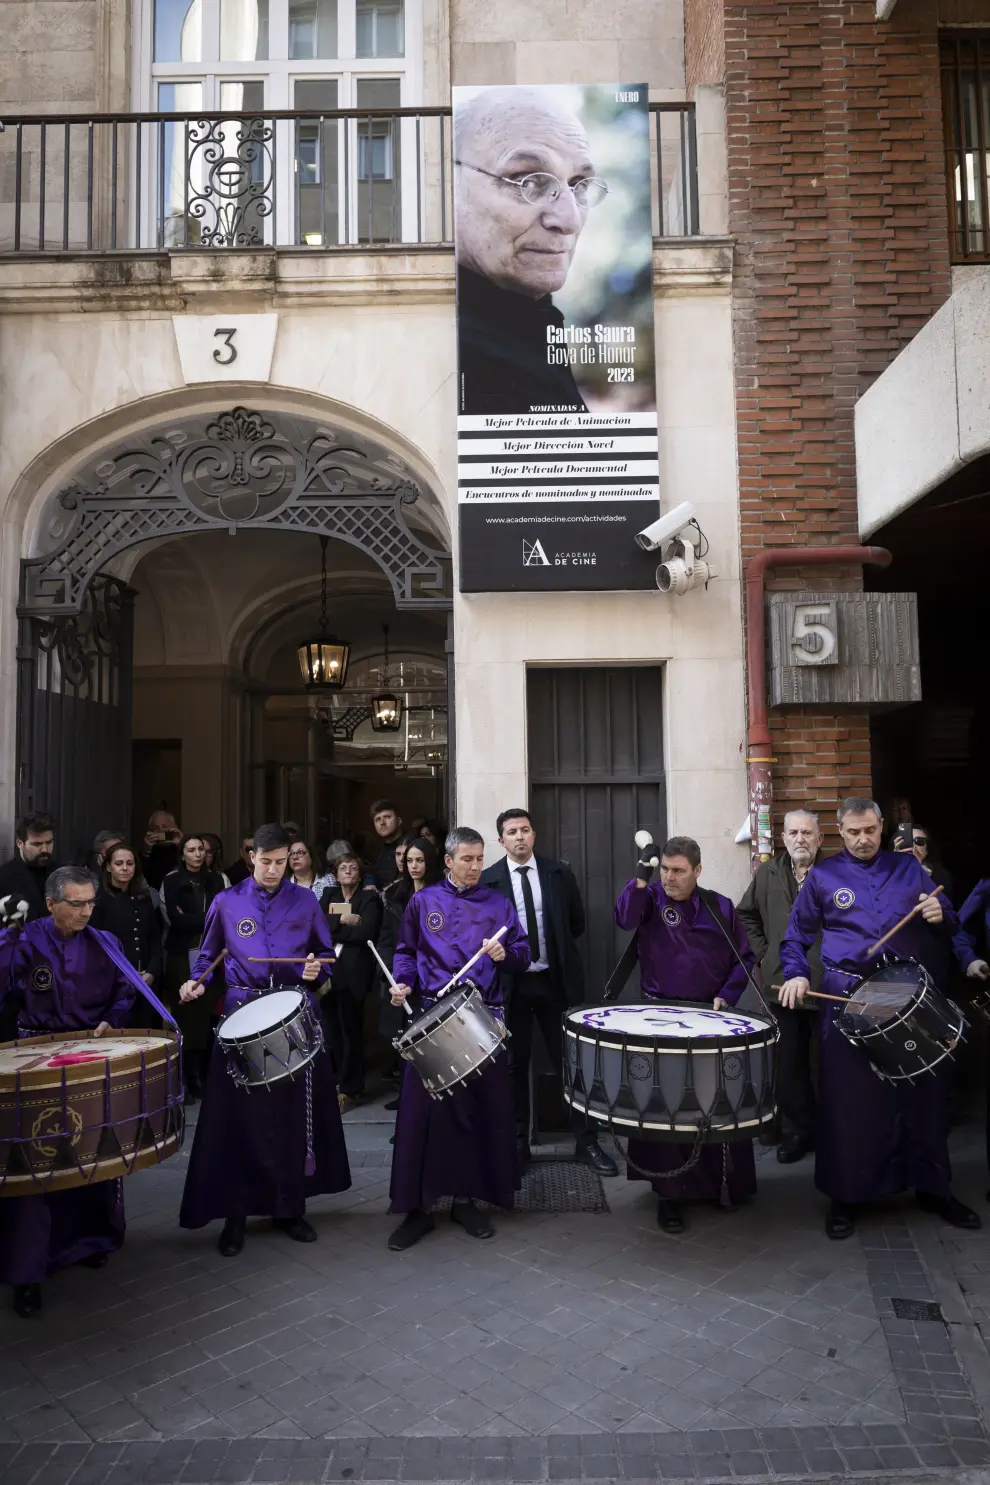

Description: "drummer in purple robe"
177 823 351 1257
386 826 531 1250
614 835 758 1235
0 867 145 1318
780 796 988 1241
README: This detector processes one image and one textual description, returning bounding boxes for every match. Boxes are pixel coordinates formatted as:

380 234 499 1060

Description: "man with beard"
0 814 57 922
737 810 823 1164
454 88 608 415
780 797 988 1240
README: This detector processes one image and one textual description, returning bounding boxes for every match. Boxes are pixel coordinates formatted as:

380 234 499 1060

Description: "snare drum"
0 1028 184 1196
216 988 324 1089
393 980 508 1099
562 1003 778 1143
837 961 966 1083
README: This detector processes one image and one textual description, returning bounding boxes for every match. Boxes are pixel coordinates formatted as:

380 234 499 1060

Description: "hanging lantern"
370 623 404 732
297 536 350 691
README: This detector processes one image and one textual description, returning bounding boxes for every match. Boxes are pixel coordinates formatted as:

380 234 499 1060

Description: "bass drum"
562 1003 778 1143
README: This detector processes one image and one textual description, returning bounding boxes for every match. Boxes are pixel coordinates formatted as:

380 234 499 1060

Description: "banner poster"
453 82 661 592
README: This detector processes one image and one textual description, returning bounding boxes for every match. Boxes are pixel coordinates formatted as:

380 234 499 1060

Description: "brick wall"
685 0 725 88
690 0 952 839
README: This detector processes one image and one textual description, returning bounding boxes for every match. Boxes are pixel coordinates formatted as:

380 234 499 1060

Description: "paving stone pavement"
2 1095 990 1482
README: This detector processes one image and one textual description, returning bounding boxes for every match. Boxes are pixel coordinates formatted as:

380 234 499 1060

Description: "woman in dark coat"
162 834 225 1103
320 851 383 1107
90 842 163 1027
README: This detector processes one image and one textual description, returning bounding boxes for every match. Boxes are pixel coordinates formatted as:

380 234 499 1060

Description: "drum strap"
603 934 640 1002
90 928 177 1028
697 889 773 1018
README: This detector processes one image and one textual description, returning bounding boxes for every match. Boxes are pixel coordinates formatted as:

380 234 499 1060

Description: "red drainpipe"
745 544 893 871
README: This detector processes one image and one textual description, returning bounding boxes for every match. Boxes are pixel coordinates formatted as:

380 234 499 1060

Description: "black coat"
457 267 589 416
736 853 823 1000
162 869 225 956
480 854 586 1010
91 888 164 984
320 884 383 999
0 855 53 922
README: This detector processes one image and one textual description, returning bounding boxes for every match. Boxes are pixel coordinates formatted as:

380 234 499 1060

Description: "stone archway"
16 404 452 855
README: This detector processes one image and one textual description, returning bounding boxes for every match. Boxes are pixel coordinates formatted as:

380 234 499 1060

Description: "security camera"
656 527 716 595
635 501 699 552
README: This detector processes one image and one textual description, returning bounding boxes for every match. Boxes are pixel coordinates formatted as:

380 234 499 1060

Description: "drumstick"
436 926 509 999
867 884 945 955
190 949 228 993
771 984 856 1005
247 956 335 963
368 940 413 1018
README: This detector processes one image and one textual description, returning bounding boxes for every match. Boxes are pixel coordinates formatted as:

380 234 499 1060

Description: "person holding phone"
141 810 183 890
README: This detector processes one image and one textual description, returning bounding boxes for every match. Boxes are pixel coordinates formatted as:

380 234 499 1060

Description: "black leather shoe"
575 1136 619 1177
79 1252 109 1270
384 1096 400 1112
218 1217 246 1257
516 1140 532 1173
13 1284 42 1318
451 1200 495 1239
388 1210 435 1251
917 1191 982 1230
825 1202 857 1240
273 1216 318 1243
656 1199 685 1234
776 1134 814 1165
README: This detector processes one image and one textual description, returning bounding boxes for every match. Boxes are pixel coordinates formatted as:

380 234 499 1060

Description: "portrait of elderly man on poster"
453 84 654 418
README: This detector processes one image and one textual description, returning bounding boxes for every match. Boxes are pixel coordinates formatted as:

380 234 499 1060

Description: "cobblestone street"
3 1095 990 1482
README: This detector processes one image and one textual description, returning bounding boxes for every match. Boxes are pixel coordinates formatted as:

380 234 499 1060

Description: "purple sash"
90 927 177 1029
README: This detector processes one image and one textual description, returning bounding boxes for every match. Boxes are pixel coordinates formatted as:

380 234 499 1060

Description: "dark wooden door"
527 666 667 998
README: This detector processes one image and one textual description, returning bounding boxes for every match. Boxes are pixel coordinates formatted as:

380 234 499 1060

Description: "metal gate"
16 576 134 863
527 666 667 996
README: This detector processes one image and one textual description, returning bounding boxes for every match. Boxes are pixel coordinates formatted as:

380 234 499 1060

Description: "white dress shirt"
508 857 549 972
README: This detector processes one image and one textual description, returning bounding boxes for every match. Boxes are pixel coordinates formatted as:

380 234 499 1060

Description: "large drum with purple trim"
0 1028 184 1195
562 1004 778 1143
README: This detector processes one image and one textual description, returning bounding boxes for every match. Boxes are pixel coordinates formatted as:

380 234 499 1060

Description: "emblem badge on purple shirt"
662 906 681 926
31 965 54 991
426 910 445 933
236 918 258 938
832 888 856 910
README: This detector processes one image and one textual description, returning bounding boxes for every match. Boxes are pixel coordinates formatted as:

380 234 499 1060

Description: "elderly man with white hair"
454 87 608 415
737 809 824 1166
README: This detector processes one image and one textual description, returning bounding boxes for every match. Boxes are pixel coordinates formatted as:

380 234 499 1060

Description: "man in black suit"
0 813 57 922
481 808 617 1177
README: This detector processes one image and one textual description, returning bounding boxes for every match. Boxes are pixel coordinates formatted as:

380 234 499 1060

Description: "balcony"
0 103 699 256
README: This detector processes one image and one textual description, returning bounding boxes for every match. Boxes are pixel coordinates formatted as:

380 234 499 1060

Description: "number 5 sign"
790 601 837 665
173 314 279 385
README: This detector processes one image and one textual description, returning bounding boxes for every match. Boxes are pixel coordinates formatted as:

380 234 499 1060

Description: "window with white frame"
137 0 420 246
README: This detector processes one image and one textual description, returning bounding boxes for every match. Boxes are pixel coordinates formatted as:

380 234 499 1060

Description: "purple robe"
781 848 974 1204
614 882 758 1204
389 878 530 1213
0 920 137 1286
178 877 351 1227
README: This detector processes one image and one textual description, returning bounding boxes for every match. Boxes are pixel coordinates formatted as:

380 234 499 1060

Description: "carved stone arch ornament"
20 405 453 619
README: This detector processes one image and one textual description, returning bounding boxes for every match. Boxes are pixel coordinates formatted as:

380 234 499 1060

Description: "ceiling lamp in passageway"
370 624 404 732
297 536 350 691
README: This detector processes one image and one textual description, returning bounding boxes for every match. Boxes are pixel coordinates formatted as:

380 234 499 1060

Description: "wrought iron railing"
0 103 698 255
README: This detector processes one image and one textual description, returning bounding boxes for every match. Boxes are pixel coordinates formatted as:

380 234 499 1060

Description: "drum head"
414 982 475 1032
219 990 305 1041
566 1004 772 1043
845 962 925 1026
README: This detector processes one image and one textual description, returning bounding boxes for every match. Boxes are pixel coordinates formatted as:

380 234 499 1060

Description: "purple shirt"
192 876 337 1012
393 877 531 1009
0 918 136 1032
780 847 975 979
614 882 754 1004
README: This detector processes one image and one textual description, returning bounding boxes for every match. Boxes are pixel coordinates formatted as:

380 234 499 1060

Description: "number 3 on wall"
213 327 238 365
791 602 837 665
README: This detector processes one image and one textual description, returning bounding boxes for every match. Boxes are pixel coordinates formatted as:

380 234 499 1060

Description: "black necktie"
517 865 541 963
